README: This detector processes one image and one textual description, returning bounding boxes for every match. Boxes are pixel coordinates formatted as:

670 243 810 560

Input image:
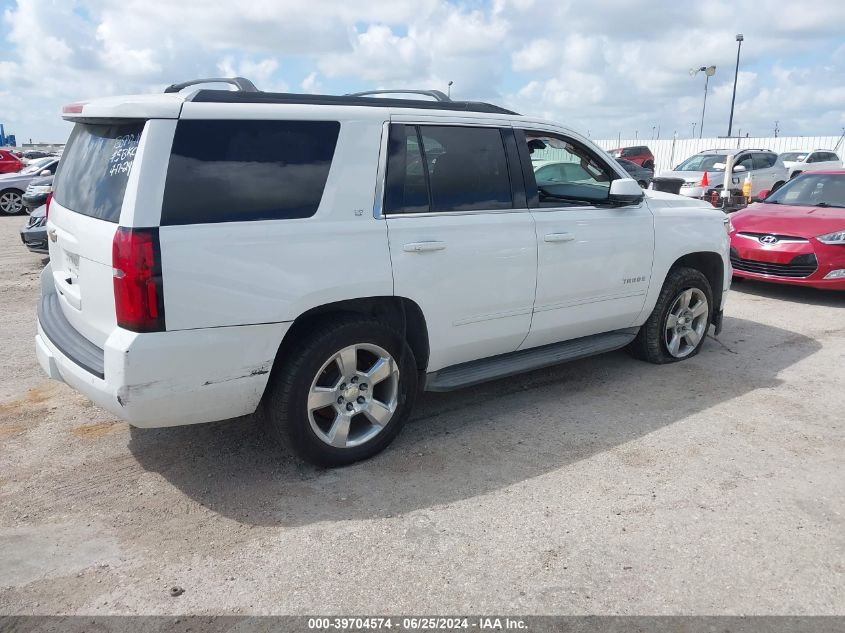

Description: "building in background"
0 123 17 147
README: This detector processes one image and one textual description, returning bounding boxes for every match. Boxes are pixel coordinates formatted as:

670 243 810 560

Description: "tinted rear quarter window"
161 119 340 225
53 122 145 223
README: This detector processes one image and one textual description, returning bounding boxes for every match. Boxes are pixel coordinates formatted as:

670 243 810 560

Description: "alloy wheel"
307 343 400 449
664 288 708 358
0 192 23 214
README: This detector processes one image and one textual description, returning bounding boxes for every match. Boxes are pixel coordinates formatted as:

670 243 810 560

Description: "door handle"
544 232 575 243
403 241 447 253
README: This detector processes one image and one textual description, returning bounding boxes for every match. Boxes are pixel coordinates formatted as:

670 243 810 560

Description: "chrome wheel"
307 343 400 449
664 288 708 358
0 191 23 214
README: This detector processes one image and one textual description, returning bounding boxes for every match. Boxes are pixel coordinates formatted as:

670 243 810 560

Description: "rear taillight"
45 193 53 220
112 227 165 332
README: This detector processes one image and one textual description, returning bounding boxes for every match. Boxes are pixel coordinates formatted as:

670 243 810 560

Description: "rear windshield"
53 122 144 223
161 119 340 225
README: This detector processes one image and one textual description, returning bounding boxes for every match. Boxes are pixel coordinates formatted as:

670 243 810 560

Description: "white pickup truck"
36 78 731 466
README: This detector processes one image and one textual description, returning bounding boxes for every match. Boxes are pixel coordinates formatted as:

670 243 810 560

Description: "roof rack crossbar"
164 77 259 94
346 89 452 102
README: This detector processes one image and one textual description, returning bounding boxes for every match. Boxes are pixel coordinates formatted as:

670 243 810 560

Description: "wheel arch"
273 296 430 373
669 251 725 313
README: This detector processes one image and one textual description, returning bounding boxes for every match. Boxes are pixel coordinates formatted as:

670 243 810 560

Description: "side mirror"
609 178 644 205
40 169 51 176
733 164 747 173
756 189 770 201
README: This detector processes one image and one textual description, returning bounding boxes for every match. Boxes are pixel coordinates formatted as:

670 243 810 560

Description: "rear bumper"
36 282 290 427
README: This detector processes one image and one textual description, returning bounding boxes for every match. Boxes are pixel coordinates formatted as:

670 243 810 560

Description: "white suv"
779 149 842 179
36 78 731 466
662 148 789 199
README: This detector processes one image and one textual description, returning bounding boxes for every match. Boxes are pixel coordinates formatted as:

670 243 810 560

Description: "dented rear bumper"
36 273 290 427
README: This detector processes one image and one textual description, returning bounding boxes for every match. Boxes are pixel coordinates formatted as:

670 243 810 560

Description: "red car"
0 149 23 174
729 170 845 290
609 145 655 169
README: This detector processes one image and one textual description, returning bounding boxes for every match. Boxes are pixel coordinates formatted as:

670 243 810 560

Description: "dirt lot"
0 213 843 615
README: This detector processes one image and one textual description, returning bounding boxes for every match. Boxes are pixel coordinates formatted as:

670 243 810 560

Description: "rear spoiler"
62 93 185 122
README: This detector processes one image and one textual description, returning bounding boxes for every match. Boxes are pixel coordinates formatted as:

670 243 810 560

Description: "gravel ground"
0 213 843 615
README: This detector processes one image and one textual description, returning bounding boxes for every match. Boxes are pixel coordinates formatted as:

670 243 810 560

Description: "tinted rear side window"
421 126 511 212
53 122 145 223
384 124 512 214
161 120 340 225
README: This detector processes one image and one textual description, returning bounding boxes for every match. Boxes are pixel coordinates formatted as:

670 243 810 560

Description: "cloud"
1 0 844 142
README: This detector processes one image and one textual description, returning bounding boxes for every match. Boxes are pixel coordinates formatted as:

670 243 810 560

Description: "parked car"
20 150 55 164
779 149 842 179
533 159 597 185
730 170 845 290
35 79 730 466
20 204 48 254
0 149 23 174
609 146 655 169
661 148 789 201
616 158 653 187
22 175 53 211
0 157 59 214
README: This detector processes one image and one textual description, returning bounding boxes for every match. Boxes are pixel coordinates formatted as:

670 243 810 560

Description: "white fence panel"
592 136 844 173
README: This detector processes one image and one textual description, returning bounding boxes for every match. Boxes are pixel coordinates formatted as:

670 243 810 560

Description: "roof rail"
187 90 520 115
164 77 259 94
346 89 452 102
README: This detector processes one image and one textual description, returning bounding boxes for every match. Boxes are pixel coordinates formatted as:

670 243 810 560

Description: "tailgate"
47 121 146 348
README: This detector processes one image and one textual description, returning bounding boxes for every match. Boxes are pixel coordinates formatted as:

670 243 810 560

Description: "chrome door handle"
403 241 447 253
544 232 575 243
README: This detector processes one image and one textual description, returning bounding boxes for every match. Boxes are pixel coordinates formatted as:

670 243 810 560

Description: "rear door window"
384 124 512 214
753 153 777 169
420 125 512 213
383 125 430 214
52 122 145 223
161 119 340 225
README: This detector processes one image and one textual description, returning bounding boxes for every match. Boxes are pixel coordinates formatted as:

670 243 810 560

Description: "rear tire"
771 180 785 193
790 171 802 180
0 189 23 214
643 160 654 169
628 267 713 364
263 315 418 466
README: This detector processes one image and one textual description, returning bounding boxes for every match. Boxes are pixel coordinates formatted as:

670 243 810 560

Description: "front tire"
628 267 713 364
263 316 418 466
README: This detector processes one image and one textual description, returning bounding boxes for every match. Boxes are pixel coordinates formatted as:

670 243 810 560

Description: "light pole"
727 34 744 137
691 122 696 138
447 81 453 98
690 65 716 139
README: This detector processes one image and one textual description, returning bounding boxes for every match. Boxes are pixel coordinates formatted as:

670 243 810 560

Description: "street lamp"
447 81 453 98
690 65 716 139
727 34 744 137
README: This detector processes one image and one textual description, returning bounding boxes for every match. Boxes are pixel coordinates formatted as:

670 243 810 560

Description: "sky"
1 0 844 144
